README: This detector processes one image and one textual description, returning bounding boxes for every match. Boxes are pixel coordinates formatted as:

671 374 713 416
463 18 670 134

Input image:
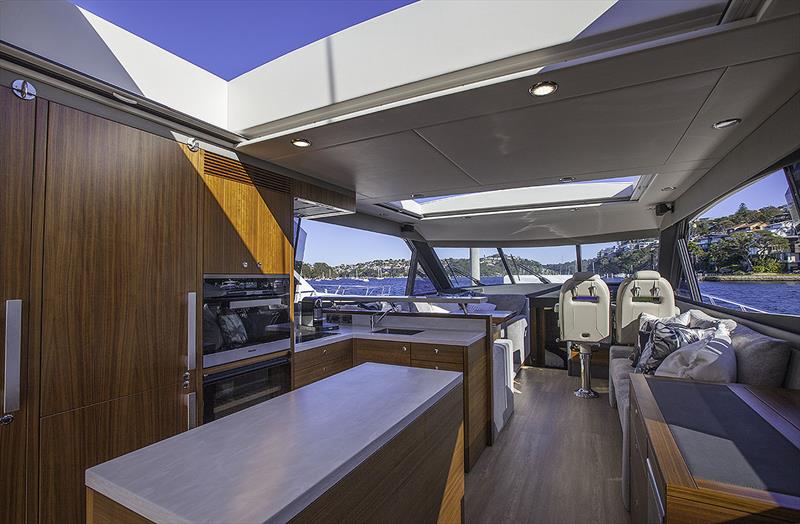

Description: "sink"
371 328 423 336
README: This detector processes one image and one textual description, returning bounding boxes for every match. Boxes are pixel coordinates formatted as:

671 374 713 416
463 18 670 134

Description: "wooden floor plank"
465 367 630 524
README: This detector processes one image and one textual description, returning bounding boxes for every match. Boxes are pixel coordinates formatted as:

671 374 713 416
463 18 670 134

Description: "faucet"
370 303 397 331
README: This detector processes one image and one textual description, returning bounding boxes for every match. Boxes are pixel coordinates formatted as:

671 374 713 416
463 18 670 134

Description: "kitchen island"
85 364 464 523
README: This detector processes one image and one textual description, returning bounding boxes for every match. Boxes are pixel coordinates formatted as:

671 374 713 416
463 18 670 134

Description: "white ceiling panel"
668 53 800 163
414 70 722 186
271 131 478 199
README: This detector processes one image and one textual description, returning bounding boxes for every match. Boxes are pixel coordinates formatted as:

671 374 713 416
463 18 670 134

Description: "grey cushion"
610 358 634 426
730 324 793 388
655 330 736 383
636 322 713 374
786 350 800 390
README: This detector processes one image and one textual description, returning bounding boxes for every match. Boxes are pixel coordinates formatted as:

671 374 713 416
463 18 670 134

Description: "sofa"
608 315 800 509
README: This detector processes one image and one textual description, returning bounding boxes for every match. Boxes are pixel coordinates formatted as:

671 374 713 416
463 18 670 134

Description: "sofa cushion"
730 324 793 388
636 321 715 374
610 358 634 426
655 328 736 383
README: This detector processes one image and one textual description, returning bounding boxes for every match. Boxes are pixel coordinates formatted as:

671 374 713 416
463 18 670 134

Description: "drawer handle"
402 346 407 352
434 348 439 354
322 349 327 354
434 365 439 370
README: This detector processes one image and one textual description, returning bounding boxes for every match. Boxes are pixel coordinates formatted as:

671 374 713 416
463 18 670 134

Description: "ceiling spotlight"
661 186 676 192
291 138 312 148
559 176 576 183
411 193 425 198
529 81 558 97
712 118 741 130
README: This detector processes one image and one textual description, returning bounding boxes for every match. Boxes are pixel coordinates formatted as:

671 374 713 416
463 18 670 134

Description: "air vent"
204 151 290 193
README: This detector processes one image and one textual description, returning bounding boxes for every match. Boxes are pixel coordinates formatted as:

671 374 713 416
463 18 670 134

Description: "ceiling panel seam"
410 129 481 186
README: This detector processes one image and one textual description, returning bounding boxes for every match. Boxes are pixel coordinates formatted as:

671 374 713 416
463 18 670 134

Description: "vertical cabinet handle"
187 392 197 430
187 292 196 372
4 300 22 414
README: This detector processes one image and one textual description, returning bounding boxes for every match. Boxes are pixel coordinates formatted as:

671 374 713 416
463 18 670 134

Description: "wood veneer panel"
292 179 356 213
291 384 464 523
354 339 411 367
87 489 151 524
411 359 463 372
294 340 352 372
40 104 197 416
465 338 489 470
411 342 464 365
39 383 183 524
293 356 352 388
0 84 36 524
202 162 292 275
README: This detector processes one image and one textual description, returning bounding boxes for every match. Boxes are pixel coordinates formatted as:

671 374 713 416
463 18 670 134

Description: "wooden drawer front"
411 343 463 365
354 339 411 367
411 359 463 372
295 356 351 388
294 340 352 371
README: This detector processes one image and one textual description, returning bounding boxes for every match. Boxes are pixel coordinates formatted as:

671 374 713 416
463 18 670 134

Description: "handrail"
701 293 767 313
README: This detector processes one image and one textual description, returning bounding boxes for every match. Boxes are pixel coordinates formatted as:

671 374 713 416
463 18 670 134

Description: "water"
307 278 800 316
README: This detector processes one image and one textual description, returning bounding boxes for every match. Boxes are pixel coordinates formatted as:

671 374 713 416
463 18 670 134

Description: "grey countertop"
85 364 463 524
294 324 486 352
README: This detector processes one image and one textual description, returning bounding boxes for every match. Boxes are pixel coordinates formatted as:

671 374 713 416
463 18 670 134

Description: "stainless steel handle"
4 300 22 414
434 348 439 354
187 292 196 372
187 392 197 429
402 346 407 352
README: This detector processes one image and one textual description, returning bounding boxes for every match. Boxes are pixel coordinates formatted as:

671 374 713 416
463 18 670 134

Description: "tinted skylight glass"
387 175 644 219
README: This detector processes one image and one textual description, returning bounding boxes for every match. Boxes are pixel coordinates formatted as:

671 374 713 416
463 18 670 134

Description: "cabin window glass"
501 247 578 284
681 169 799 315
294 220 411 296
579 239 659 283
434 248 507 288
411 265 436 295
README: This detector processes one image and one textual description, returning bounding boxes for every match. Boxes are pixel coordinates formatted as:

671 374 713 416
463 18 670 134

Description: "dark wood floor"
465 367 630 524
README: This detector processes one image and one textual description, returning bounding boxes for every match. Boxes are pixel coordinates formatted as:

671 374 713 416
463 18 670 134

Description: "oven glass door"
202 357 291 423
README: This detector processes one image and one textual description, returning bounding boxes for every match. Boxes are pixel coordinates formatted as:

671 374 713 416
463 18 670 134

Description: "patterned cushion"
656 325 737 383
632 312 691 367
635 321 714 374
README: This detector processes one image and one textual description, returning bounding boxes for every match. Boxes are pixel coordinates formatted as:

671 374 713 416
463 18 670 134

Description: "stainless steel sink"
371 328 423 335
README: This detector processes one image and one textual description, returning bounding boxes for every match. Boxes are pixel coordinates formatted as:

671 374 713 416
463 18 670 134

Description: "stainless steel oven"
202 356 291 423
202 275 291 368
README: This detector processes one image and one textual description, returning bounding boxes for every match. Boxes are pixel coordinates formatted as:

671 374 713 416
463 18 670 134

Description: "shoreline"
700 274 800 282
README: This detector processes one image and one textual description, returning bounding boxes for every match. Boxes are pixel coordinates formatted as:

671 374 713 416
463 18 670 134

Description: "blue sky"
699 169 789 219
70 0 415 80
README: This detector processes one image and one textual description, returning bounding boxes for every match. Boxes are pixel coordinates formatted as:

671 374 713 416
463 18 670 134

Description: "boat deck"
465 367 630 523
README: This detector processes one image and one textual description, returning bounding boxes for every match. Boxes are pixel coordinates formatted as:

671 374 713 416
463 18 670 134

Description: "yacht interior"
1 1 800 523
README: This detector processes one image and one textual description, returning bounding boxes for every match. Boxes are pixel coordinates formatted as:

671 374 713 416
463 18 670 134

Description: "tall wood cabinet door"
0 86 36 523
202 171 293 275
39 383 184 524
40 103 199 416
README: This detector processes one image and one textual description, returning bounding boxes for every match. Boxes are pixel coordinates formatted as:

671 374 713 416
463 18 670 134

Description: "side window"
682 169 799 316
295 220 411 296
503 246 577 283
411 264 436 295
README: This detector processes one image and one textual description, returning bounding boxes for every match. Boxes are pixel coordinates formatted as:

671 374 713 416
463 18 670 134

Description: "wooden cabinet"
294 340 353 388
201 152 293 275
36 104 198 523
411 342 464 366
354 339 411 367
0 85 37 524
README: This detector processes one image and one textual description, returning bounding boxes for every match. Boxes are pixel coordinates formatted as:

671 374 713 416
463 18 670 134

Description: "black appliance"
202 357 291 423
203 275 291 368
299 297 324 328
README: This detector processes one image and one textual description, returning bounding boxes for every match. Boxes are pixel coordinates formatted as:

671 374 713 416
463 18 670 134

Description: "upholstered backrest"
558 272 611 344
615 271 678 345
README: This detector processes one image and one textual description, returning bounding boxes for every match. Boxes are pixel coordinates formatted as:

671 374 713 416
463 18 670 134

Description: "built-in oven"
202 275 292 368
202 356 291 423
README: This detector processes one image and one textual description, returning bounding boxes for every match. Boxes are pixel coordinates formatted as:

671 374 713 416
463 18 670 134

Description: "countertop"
86 364 463 524
294 323 486 352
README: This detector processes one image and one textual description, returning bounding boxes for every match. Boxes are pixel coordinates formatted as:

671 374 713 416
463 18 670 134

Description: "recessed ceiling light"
529 81 558 97
661 186 676 192
411 193 425 198
559 176 576 183
291 138 312 148
712 118 741 130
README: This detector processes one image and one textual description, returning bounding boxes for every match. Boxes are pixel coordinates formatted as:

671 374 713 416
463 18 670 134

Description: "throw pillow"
632 311 691 367
635 321 714 374
655 325 736 383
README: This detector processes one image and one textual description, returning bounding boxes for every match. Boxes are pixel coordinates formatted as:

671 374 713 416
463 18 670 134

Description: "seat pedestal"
574 344 599 399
